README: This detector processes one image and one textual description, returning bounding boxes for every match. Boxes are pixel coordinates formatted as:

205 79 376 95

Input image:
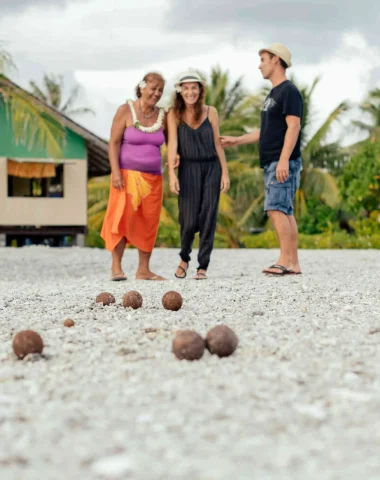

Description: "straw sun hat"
175 72 206 91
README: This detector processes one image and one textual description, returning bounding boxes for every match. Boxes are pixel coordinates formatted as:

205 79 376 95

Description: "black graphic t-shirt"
259 80 303 167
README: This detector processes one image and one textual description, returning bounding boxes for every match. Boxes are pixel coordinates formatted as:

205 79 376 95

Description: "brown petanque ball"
122 291 143 309
13 330 44 359
162 291 183 311
206 325 239 358
64 319 75 328
172 330 205 361
96 292 116 306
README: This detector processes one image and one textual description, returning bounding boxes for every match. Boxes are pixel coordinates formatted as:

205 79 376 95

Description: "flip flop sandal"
111 272 127 281
262 264 292 276
145 275 166 281
194 272 208 280
175 265 188 279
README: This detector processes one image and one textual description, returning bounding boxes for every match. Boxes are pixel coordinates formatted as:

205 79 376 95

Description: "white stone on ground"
0 247 380 479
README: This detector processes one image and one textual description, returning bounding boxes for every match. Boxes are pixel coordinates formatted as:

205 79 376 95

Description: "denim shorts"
263 158 302 216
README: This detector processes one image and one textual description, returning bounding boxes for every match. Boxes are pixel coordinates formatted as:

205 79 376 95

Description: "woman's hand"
165 154 180 169
174 154 180 168
112 170 124 190
221 172 230 193
169 174 180 195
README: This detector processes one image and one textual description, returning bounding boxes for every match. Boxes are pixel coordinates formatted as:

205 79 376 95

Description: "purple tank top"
119 127 165 175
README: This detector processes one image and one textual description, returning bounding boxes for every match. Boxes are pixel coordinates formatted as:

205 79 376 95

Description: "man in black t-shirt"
221 43 303 275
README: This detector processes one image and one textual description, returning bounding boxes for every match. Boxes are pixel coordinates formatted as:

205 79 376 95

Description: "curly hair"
135 72 165 99
172 83 205 124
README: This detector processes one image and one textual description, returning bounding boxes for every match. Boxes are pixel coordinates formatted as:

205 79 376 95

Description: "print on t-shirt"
262 97 277 112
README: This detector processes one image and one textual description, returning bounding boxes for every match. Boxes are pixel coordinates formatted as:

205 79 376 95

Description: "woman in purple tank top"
101 72 167 281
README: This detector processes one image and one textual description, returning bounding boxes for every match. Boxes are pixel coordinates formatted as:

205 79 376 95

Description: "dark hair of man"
268 52 288 70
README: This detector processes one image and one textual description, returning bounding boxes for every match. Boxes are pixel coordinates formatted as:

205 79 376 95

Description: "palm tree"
352 88 380 142
29 73 95 117
0 43 64 157
294 76 347 216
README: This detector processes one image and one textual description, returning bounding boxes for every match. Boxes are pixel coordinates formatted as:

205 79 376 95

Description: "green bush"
339 142 380 215
241 231 380 249
350 211 380 236
297 197 340 234
85 229 104 248
155 224 180 248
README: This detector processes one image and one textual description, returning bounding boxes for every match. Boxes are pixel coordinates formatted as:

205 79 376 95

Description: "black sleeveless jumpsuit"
177 112 222 271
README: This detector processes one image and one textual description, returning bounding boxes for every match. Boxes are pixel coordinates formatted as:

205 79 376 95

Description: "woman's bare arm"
209 106 230 193
167 109 180 194
108 104 128 190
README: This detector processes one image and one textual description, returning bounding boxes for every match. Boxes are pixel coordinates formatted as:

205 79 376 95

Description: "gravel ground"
1 246 380 480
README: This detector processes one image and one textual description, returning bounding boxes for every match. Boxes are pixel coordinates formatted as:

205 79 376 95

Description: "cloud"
2 0 379 146
165 0 380 63
0 0 217 72
0 0 68 13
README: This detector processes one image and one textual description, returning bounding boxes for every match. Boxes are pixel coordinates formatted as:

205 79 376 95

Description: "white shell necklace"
128 100 165 133
139 99 156 119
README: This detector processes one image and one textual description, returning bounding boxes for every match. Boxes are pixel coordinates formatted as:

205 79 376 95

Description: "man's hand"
276 160 289 183
169 174 180 195
111 171 124 190
220 136 238 148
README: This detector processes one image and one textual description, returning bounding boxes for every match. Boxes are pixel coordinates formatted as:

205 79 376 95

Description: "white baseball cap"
259 43 292 68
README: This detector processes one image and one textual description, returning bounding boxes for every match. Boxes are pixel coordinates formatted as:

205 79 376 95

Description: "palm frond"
0 43 16 75
303 101 348 167
29 80 48 103
237 193 264 227
302 168 340 208
88 210 106 231
88 199 108 216
160 206 176 225
0 76 65 158
65 106 95 116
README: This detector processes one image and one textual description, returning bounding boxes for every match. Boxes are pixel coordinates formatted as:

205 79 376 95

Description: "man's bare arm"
220 129 260 148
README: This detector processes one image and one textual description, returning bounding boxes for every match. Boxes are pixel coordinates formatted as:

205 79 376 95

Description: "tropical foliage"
353 88 380 142
0 43 65 157
29 73 95 117
2 43 378 248
86 65 380 248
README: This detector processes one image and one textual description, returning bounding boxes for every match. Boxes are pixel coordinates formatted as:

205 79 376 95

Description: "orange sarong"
101 169 163 252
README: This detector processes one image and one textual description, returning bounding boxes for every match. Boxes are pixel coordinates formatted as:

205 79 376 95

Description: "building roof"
0 75 110 178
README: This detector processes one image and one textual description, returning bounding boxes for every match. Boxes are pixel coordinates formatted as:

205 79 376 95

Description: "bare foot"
112 264 124 276
111 272 127 281
135 270 166 281
263 260 294 275
175 260 188 279
289 263 302 274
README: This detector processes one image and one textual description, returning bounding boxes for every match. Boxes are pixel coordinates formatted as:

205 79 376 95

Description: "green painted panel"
0 100 87 159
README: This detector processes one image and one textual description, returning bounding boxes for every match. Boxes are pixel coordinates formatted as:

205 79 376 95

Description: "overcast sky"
1 0 379 144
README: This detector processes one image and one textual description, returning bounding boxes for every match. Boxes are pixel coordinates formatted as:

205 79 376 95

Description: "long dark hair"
135 72 165 98
172 83 205 124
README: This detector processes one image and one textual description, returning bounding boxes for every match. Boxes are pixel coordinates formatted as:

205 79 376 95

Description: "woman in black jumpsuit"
167 73 230 280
